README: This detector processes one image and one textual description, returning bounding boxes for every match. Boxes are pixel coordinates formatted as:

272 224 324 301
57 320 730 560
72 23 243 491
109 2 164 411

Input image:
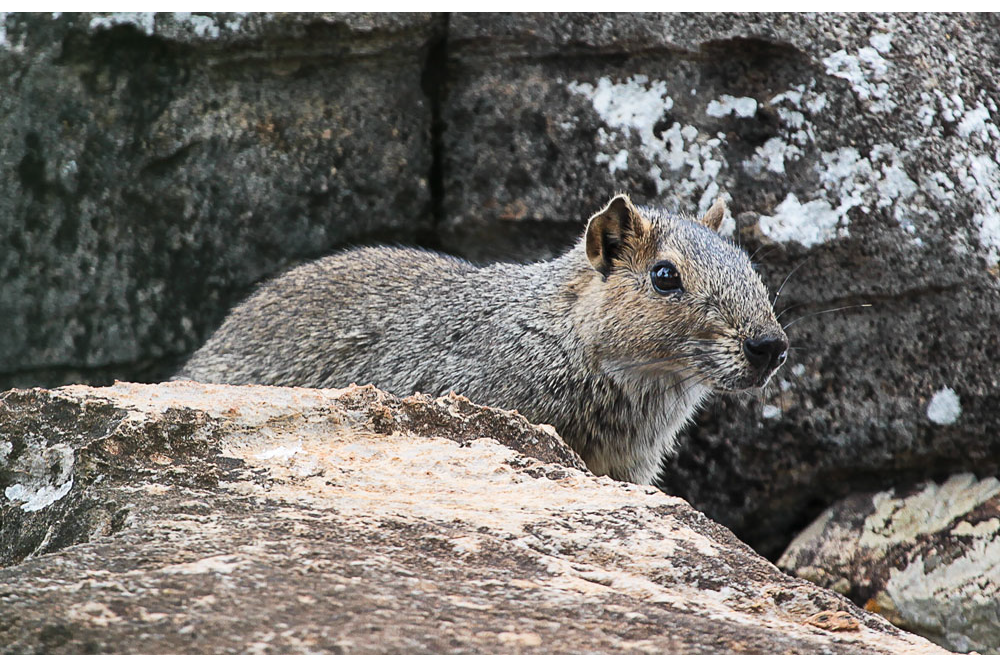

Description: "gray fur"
178 195 786 484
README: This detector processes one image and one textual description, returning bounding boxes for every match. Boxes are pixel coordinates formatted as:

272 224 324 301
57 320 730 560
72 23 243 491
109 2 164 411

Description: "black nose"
743 335 789 374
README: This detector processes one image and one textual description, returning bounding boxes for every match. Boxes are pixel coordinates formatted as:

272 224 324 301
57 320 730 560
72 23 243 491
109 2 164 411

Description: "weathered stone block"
0 13 441 388
779 474 1000 653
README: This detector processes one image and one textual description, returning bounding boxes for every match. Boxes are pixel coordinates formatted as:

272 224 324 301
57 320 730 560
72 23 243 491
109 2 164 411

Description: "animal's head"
582 193 787 391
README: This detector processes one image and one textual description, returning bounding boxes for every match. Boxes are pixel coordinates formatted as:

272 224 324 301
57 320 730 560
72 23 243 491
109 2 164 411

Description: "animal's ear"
585 194 648 277
699 197 727 232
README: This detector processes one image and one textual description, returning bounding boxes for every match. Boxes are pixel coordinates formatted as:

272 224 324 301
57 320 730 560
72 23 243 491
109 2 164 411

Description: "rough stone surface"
778 473 1000 654
0 12 441 388
4 11 1000 565
0 382 944 654
440 13 1000 557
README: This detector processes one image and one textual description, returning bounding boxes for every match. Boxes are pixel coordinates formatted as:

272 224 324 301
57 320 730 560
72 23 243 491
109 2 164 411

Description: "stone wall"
0 13 442 387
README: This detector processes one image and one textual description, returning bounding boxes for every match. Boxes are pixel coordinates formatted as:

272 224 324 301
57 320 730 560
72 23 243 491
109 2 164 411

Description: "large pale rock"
0 382 944 654
778 474 1000 653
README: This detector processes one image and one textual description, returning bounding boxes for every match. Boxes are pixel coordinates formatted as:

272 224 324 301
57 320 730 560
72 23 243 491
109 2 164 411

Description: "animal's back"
177 194 789 484
178 246 482 390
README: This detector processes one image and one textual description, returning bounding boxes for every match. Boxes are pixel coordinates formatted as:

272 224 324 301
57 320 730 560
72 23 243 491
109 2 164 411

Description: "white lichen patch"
0 13 7 49
759 141 926 247
872 145 918 209
884 538 1000 654
4 478 74 512
89 12 157 35
567 76 728 213
570 69 939 250
820 146 874 206
806 93 827 114
950 152 1000 264
0 11 27 53
742 84 823 180
705 95 758 118
742 75 956 247
769 87 813 135
957 103 995 140
861 474 999 551
761 405 782 420
87 12 247 40
3 436 75 513
595 148 629 175
926 386 961 425
952 517 1000 538
171 12 247 38
567 75 672 135
758 193 845 248
937 90 966 123
823 47 895 113
917 94 937 127
921 170 957 203
0 440 11 464
869 32 893 54
746 137 801 175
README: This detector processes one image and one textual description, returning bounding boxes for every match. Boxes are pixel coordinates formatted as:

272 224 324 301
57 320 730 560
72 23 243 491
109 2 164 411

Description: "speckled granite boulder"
0 382 944 654
778 473 1000 653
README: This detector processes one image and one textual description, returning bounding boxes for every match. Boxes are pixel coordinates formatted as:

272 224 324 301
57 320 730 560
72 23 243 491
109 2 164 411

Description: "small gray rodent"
178 194 788 484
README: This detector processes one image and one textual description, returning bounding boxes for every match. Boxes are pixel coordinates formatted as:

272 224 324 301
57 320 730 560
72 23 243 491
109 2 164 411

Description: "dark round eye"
650 261 683 294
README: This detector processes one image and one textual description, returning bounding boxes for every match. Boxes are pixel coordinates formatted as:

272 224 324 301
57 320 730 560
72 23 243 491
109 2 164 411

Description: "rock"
0 382 944 654
778 473 1000 653
3 11 1000 566
0 13 441 388
440 13 1000 556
